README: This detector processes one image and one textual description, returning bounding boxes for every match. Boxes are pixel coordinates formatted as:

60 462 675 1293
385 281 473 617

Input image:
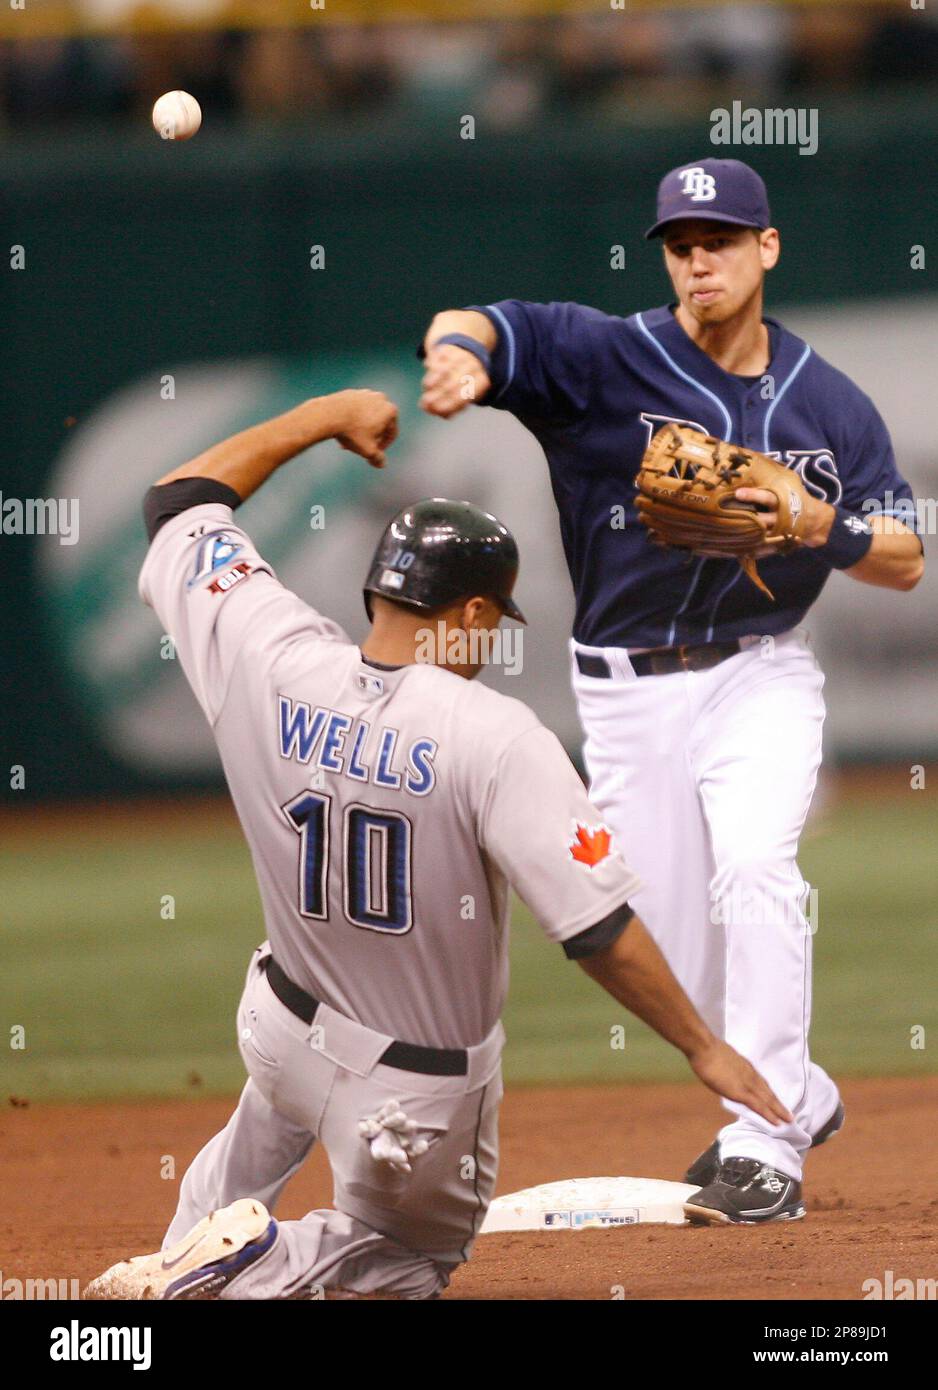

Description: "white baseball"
152 91 202 142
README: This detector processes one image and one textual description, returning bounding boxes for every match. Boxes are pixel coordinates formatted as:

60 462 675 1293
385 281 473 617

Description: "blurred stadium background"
1 0 935 1102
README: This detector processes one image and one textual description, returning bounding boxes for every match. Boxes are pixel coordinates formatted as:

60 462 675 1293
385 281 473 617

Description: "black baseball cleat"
683 1099 845 1189
684 1140 721 1190
684 1158 806 1225
811 1099 847 1148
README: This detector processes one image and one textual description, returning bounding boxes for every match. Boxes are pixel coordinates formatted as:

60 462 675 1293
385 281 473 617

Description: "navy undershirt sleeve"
143 478 243 543
562 901 635 959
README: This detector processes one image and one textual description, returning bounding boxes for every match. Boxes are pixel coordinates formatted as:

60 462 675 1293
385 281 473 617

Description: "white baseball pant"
571 627 840 1180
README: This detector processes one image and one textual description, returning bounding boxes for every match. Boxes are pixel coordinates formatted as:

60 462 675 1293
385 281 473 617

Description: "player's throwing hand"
334 388 399 468
420 344 491 418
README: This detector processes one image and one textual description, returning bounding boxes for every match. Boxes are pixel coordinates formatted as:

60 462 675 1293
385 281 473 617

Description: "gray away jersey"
139 504 640 1048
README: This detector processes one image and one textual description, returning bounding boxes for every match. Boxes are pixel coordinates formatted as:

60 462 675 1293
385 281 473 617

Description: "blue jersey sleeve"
464 300 604 425
840 399 918 532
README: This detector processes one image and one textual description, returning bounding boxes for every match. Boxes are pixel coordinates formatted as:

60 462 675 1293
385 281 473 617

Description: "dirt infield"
2 1075 934 1300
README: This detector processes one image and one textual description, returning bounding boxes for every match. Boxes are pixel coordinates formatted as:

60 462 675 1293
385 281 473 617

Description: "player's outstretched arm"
578 914 792 1126
733 487 924 591
420 309 496 418
152 389 399 500
835 514 924 591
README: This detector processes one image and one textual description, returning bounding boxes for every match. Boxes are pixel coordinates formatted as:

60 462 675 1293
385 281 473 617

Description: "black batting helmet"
363 498 526 624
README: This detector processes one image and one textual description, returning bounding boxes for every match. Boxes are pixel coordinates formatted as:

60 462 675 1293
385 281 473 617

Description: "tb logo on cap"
679 167 717 202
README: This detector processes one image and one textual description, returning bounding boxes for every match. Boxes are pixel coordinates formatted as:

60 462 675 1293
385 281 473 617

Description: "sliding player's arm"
153 389 398 500
577 919 791 1124
138 390 396 727
477 722 791 1127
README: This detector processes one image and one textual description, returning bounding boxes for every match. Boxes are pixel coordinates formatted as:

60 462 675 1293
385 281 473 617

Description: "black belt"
263 956 468 1077
576 639 743 679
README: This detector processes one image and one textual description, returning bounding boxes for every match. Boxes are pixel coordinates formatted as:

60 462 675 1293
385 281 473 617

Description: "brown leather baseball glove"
634 424 812 599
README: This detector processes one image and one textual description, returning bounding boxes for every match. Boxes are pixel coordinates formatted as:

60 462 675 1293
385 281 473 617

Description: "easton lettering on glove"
634 424 812 600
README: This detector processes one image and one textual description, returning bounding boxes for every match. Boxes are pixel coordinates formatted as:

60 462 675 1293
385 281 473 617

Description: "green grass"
507 797 938 1084
1 796 935 1101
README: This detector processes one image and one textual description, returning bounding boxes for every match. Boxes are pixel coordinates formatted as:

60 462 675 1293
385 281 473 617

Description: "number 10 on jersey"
283 791 413 934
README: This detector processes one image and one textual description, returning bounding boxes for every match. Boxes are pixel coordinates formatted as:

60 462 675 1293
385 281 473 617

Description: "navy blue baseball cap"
645 158 771 239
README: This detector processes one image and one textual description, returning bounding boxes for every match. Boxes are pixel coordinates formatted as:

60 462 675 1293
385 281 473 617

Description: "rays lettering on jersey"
638 413 842 502
639 412 710 447
769 448 842 504
278 695 437 797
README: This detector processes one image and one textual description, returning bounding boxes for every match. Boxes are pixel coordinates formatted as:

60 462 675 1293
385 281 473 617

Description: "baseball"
152 90 202 142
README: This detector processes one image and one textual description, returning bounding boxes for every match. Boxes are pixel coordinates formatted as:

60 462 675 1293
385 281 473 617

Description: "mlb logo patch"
543 1212 572 1228
380 568 405 591
357 672 384 696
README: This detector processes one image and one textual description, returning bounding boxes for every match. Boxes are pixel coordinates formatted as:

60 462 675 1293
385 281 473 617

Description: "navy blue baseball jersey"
466 300 915 649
